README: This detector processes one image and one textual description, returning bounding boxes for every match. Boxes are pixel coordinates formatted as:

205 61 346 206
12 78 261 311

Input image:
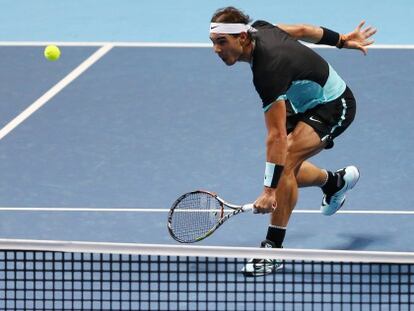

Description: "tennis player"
209 7 376 276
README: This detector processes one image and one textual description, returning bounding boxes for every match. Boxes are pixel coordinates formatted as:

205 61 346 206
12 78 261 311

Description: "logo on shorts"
309 116 322 123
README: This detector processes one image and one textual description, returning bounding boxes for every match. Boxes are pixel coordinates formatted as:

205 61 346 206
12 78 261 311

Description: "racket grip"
242 204 258 213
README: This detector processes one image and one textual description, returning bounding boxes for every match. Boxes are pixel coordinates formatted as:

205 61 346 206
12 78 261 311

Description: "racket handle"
242 203 258 213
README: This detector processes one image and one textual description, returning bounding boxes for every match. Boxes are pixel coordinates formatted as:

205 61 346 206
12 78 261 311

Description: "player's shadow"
328 233 387 250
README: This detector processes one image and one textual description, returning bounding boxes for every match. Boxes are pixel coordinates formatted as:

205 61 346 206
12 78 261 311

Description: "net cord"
0 238 413 264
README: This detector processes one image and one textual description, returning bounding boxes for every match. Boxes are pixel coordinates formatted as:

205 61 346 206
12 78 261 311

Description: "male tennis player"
209 7 376 276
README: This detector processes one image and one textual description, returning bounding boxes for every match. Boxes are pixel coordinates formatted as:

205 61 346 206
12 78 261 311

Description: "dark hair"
210 6 251 24
210 7 254 40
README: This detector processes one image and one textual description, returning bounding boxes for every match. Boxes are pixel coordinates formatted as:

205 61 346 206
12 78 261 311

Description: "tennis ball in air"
44 45 61 61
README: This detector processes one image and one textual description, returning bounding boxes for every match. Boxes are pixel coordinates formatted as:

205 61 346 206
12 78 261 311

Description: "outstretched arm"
276 23 324 42
277 21 377 55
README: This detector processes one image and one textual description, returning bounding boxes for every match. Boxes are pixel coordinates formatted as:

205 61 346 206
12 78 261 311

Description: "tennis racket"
167 190 255 243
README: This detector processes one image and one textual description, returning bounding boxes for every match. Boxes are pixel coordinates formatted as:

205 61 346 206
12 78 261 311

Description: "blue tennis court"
0 1 413 310
0 0 412 250
0 45 413 251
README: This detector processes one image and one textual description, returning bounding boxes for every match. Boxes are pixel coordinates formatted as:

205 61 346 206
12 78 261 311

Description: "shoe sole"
343 165 360 190
320 166 360 216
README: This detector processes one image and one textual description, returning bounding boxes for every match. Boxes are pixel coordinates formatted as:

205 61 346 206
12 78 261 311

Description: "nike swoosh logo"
309 116 322 123
210 25 219 29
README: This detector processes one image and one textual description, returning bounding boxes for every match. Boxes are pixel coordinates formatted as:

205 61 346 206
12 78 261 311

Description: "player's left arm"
277 21 377 55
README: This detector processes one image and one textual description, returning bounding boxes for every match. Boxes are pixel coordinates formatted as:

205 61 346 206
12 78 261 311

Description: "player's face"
210 34 243 66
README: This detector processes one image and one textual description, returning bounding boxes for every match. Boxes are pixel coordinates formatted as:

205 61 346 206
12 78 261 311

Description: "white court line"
0 207 413 215
0 44 113 141
0 42 411 216
0 42 210 48
0 41 413 49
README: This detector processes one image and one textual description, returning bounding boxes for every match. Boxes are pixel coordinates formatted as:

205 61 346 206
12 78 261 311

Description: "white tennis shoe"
320 166 360 216
242 240 283 276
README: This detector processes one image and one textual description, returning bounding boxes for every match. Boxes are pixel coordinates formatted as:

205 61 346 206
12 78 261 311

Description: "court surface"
0 1 413 252
0 45 413 252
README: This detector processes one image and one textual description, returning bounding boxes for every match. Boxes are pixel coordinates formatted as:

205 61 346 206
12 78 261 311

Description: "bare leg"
243 122 331 276
271 122 325 227
296 161 328 188
270 169 299 227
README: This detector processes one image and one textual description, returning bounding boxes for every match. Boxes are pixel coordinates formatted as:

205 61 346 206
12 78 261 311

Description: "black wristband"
264 162 284 188
316 27 340 46
336 35 346 49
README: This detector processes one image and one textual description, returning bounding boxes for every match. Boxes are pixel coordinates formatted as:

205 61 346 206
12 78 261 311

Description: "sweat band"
316 27 340 46
264 162 284 188
336 34 347 49
209 23 257 34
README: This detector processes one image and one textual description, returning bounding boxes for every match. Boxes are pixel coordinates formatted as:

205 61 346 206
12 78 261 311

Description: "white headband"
209 23 257 34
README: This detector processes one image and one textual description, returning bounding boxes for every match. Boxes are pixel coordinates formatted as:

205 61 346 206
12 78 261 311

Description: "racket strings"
170 192 226 242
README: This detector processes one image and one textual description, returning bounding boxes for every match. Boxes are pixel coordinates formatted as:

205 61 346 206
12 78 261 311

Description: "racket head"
167 190 226 243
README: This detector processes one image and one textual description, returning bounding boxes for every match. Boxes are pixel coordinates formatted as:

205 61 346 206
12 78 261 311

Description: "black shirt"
250 20 346 112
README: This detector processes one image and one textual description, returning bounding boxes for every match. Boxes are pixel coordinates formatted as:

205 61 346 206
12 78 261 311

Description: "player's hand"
253 188 277 214
343 21 377 55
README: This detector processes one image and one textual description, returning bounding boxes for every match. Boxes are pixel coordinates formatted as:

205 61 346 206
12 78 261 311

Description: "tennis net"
0 238 413 310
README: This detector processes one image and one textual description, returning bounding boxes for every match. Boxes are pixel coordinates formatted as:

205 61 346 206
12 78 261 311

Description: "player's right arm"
254 100 287 214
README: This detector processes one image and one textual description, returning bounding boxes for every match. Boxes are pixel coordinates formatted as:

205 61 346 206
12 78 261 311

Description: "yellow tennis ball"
44 45 61 61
